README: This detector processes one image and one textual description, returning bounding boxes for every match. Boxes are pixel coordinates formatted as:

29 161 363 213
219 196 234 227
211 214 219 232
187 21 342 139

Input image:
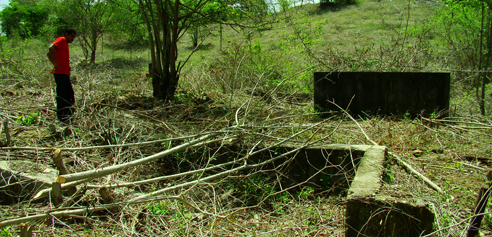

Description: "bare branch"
57 132 222 183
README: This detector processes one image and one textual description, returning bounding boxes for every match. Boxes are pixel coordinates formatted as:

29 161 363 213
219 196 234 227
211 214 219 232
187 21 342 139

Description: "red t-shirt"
52 37 71 75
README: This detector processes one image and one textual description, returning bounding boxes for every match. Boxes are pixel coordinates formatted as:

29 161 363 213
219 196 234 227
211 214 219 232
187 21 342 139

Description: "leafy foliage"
0 227 12 237
151 201 171 215
49 0 118 63
228 173 277 205
0 1 49 38
16 112 39 126
138 0 269 100
434 0 492 114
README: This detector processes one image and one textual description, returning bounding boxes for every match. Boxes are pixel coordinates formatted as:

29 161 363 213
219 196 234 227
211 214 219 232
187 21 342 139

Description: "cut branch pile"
0 118 340 229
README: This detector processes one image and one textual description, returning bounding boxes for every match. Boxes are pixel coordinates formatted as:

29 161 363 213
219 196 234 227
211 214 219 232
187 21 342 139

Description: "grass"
0 0 491 236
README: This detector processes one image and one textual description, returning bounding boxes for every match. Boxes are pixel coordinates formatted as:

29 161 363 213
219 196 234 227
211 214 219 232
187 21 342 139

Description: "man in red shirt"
47 29 77 124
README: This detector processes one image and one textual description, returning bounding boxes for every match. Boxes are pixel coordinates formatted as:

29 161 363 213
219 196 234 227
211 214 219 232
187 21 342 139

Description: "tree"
0 1 49 38
53 0 116 64
109 0 146 46
437 0 492 115
278 0 292 12
137 0 202 100
137 0 268 101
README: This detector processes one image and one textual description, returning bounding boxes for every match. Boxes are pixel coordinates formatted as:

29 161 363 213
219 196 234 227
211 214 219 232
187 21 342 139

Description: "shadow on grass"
308 2 357 15
185 43 214 51
104 39 149 51
77 57 148 70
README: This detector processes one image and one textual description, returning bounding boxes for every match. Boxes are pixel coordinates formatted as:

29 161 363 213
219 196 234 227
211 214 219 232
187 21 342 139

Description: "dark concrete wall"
199 143 365 193
346 197 435 237
263 147 363 192
314 72 450 118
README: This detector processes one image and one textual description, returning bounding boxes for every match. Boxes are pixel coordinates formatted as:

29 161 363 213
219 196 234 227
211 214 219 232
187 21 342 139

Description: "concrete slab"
347 147 386 198
0 160 57 204
345 146 435 236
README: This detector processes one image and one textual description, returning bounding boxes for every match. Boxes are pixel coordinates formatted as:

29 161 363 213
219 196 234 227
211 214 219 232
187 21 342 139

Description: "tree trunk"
152 70 179 101
220 23 223 51
79 38 89 62
150 0 180 101
90 47 97 64
90 29 98 64
192 26 199 48
477 2 486 116
139 0 222 101
166 74 178 100
152 74 168 100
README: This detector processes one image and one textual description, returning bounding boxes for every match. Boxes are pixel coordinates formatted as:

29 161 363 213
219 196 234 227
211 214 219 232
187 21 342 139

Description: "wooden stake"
53 148 68 175
99 186 119 213
467 170 492 237
53 149 77 196
50 182 63 207
19 223 32 237
1 119 11 147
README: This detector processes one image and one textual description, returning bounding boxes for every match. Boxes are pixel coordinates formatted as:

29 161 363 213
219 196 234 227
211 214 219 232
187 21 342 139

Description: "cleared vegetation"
0 0 492 236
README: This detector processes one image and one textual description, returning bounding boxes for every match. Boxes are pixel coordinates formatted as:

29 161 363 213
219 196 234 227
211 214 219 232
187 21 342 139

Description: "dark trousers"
54 74 75 123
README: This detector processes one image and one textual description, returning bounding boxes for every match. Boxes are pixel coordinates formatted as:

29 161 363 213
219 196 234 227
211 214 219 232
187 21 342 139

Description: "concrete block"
345 146 435 236
347 147 386 198
345 196 435 237
314 72 450 118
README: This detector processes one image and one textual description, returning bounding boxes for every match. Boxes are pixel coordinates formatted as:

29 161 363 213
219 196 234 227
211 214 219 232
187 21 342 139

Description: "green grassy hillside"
0 1 491 236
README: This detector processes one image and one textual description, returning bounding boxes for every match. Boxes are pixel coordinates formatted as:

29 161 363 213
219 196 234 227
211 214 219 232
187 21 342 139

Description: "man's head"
64 28 77 43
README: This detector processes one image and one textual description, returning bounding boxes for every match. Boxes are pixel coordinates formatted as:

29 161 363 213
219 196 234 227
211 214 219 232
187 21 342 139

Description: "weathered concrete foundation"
345 147 435 236
190 142 436 236
314 72 450 118
0 143 436 236
207 143 370 193
345 196 435 236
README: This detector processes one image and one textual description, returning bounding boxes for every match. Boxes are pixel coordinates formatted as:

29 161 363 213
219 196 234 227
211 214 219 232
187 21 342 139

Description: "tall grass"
0 0 490 115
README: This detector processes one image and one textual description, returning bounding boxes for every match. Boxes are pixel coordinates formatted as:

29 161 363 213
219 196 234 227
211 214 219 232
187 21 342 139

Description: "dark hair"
65 28 77 35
